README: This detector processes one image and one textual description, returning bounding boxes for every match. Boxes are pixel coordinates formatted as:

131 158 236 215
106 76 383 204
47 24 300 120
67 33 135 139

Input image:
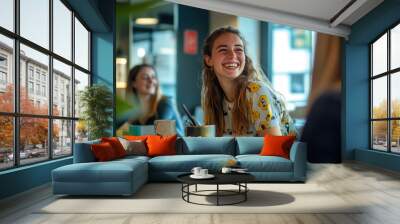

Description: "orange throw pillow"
101 137 126 158
146 135 177 157
260 135 296 159
91 142 117 161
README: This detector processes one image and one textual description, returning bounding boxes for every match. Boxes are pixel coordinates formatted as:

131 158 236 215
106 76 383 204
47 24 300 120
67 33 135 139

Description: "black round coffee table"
177 173 255 206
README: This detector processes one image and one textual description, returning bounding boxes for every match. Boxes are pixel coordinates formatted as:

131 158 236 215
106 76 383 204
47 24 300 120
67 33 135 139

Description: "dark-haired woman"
118 64 184 136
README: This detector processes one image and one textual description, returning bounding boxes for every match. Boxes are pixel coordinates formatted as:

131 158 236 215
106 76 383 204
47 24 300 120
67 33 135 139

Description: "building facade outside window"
370 22 400 154
0 0 91 170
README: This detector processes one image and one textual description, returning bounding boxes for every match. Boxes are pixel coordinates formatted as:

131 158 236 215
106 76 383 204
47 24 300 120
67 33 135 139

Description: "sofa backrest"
73 139 100 163
235 137 264 155
176 137 236 155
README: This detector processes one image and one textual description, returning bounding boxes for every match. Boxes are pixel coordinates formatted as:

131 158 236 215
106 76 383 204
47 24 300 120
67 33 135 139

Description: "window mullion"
388 30 391 152
71 11 76 154
13 0 20 167
49 0 53 160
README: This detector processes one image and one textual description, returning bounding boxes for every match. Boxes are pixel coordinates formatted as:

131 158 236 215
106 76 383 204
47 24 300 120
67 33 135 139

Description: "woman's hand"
257 126 282 136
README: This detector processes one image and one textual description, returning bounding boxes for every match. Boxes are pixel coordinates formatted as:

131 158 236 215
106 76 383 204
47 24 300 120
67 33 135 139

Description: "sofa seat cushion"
236 155 293 172
149 154 235 172
53 159 147 183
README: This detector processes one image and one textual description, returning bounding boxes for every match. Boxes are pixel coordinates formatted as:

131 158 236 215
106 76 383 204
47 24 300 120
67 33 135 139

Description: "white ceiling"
166 0 384 38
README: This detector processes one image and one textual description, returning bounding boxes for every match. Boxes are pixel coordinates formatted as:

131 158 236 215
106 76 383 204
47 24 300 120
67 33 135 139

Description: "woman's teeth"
223 63 238 68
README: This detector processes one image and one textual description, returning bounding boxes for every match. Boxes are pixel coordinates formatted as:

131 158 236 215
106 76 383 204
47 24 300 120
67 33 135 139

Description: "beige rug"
38 183 361 214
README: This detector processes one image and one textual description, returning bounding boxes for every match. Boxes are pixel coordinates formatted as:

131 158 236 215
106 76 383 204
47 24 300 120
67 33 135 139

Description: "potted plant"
79 84 113 140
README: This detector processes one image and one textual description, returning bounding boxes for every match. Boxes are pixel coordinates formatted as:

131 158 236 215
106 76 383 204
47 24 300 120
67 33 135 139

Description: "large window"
0 0 91 171
370 23 400 153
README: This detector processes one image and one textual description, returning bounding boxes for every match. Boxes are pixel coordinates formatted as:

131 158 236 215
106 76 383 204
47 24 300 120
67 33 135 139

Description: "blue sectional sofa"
52 137 307 196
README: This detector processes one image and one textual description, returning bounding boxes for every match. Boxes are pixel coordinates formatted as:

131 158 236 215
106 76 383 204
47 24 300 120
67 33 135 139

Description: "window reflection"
53 119 72 158
20 44 49 115
19 117 49 165
0 116 13 169
74 69 89 118
53 59 72 117
0 34 14 113
20 0 49 49
74 18 89 70
372 121 388 152
53 0 72 60
0 0 14 32
372 77 387 119
372 34 387 76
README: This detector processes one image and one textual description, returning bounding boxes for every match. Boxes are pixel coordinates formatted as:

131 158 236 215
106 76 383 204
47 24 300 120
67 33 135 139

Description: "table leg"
245 183 247 201
217 184 219 206
195 184 197 192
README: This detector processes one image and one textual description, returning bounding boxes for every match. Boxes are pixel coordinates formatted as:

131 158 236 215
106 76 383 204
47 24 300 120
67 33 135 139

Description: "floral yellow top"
223 80 297 136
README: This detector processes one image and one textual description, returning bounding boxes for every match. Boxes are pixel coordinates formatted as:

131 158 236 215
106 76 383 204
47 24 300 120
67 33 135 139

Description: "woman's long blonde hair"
202 27 264 136
127 64 163 123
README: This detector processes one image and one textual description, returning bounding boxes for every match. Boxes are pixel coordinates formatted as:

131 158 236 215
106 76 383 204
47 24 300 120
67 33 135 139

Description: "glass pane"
74 69 89 118
0 34 14 112
20 0 49 49
372 77 387 119
0 0 14 31
391 24 400 70
391 72 400 118
0 116 14 170
53 59 72 117
20 117 49 165
372 121 387 151
53 119 72 158
53 0 72 60
75 120 88 143
74 18 89 70
20 44 49 115
372 33 387 76
391 120 400 153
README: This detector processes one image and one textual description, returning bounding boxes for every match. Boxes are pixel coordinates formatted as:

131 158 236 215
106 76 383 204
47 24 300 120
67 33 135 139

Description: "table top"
177 172 255 185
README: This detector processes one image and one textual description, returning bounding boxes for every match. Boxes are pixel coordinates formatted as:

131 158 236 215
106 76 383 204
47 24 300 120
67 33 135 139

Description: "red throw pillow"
91 142 117 161
101 137 126 158
260 134 296 159
146 135 177 157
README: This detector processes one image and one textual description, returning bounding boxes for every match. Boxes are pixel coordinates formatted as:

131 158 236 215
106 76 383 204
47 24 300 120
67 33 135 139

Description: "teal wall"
176 5 209 113
0 0 115 200
345 0 400 171
0 158 72 199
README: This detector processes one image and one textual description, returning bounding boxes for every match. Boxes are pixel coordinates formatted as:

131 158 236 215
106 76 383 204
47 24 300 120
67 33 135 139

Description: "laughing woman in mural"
117 64 184 136
201 26 297 137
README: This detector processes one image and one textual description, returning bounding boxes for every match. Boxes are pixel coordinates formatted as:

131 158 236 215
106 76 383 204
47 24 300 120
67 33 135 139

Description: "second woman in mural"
118 64 184 136
202 26 297 136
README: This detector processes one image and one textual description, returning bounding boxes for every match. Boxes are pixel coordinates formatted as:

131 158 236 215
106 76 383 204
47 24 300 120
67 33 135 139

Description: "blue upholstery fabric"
176 137 235 155
236 155 293 172
52 158 148 195
149 154 235 173
73 140 100 163
290 141 307 181
235 137 264 155
53 137 307 196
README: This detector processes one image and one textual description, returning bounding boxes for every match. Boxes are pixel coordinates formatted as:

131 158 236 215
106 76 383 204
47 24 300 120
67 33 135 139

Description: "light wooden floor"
1 162 400 224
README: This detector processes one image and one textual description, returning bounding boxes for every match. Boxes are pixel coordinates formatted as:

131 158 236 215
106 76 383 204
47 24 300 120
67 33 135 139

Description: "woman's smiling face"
205 32 246 82
132 66 157 96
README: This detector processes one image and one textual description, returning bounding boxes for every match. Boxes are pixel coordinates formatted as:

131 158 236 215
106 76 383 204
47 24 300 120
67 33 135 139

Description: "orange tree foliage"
372 99 400 141
0 85 60 150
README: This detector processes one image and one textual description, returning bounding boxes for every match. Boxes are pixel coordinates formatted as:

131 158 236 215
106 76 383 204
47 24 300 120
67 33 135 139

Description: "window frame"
370 20 400 154
0 0 92 171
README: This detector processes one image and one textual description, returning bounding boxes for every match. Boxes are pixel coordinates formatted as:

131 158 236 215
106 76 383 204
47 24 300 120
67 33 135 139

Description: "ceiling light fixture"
135 17 159 25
